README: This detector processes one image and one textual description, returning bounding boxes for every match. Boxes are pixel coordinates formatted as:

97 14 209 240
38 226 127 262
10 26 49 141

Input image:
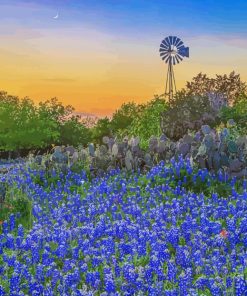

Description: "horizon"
0 0 247 117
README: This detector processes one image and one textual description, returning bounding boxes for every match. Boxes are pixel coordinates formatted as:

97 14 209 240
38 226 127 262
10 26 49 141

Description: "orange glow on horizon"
0 26 246 117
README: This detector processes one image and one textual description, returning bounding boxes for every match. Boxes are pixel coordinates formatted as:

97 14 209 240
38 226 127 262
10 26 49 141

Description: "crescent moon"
53 13 59 19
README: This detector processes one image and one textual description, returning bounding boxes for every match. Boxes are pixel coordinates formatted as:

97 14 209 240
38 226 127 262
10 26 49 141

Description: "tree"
0 92 73 154
185 71 246 104
160 91 219 140
0 91 20 152
110 102 144 134
38 97 74 124
91 117 112 144
219 93 247 133
59 115 92 147
129 95 168 149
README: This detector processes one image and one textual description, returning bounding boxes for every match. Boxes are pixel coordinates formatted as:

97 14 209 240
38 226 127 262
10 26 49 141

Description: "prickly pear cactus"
112 143 119 158
212 151 221 171
201 125 211 135
99 145 108 156
227 140 238 154
144 153 153 167
125 149 133 171
149 136 158 153
102 136 109 145
34 155 42 166
203 134 214 151
88 143 95 157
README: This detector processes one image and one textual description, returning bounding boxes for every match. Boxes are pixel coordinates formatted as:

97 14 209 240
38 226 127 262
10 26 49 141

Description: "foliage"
0 93 58 151
0 92 80 153
185 71 247 104
91 117 112 144
37 97 74 124
128 95 168 149
0 182 32 231
219 93 247 134
110 101 144 135
160 91 219 140
59 115 92 147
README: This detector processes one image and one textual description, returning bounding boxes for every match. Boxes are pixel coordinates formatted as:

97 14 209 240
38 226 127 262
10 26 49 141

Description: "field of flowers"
0 156 247 295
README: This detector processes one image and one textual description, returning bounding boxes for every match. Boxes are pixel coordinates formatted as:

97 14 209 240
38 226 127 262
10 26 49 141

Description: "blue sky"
1 0 247 37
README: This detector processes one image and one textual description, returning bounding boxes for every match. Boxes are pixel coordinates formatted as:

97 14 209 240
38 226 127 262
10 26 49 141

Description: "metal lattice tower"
159 36 189 101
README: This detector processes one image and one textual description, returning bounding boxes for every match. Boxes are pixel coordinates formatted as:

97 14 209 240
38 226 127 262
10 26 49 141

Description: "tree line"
0 71 246 158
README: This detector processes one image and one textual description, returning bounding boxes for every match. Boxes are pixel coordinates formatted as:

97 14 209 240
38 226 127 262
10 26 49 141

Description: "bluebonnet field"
0 156 247 295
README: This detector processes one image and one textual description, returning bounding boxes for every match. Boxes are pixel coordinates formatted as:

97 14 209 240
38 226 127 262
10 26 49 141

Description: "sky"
0 0 247 117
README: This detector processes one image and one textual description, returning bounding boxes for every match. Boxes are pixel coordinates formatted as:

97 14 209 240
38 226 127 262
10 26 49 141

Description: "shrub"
59 115 92 147
186 71 246 105
128 95 168 149
160 91 220 140
219 93 247 134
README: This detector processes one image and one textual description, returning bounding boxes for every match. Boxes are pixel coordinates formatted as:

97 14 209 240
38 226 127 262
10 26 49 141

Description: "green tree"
185 71 246 104
0 92 73 154
110 101 144 135
91 117 112 144
59 115 92 147
160 91 218 140
38 97 74 124
0 91 20 152
129 95 168 149
219 93 247 133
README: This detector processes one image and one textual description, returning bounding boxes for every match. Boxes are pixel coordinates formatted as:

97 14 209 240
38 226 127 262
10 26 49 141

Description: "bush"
128 95 168 149
110 102 144 135
219 93 247 134
59 115 92 147
160 91 220 140
91 117 112 144
186 71 246 105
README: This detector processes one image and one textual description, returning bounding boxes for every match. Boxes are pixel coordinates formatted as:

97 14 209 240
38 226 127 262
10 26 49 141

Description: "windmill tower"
159 36 189 101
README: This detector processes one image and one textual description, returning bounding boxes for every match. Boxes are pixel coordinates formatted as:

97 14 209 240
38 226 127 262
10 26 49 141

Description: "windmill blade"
160 44 168 50
165 55 171 63
172 36 177 46
163 38 170 47
176 54 183 61
176 40 184 49
175 55 180 64
159 47 168 53
168 36 173 45
160 45 168 52
160 53 169 61
172 56 176 65
160 41 169 49
160 52 169 57
160 50 168 56
162 53 170 60
160 43 168 49
174 37 181 47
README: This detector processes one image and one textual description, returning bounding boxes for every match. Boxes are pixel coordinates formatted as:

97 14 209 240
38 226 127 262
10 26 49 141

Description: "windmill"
159 36 189 101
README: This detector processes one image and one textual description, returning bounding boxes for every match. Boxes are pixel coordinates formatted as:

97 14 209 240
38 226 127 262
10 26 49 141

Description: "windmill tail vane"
159 36 189 101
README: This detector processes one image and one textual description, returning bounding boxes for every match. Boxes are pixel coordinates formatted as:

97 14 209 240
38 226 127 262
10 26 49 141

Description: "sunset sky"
0 0 247 117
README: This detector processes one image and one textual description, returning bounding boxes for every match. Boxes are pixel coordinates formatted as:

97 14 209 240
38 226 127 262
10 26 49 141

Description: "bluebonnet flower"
210 283 222 296
164 290 179 296
234 276 247 296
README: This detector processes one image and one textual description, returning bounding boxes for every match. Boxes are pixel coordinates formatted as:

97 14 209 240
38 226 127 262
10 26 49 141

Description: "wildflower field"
0 157 247 295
